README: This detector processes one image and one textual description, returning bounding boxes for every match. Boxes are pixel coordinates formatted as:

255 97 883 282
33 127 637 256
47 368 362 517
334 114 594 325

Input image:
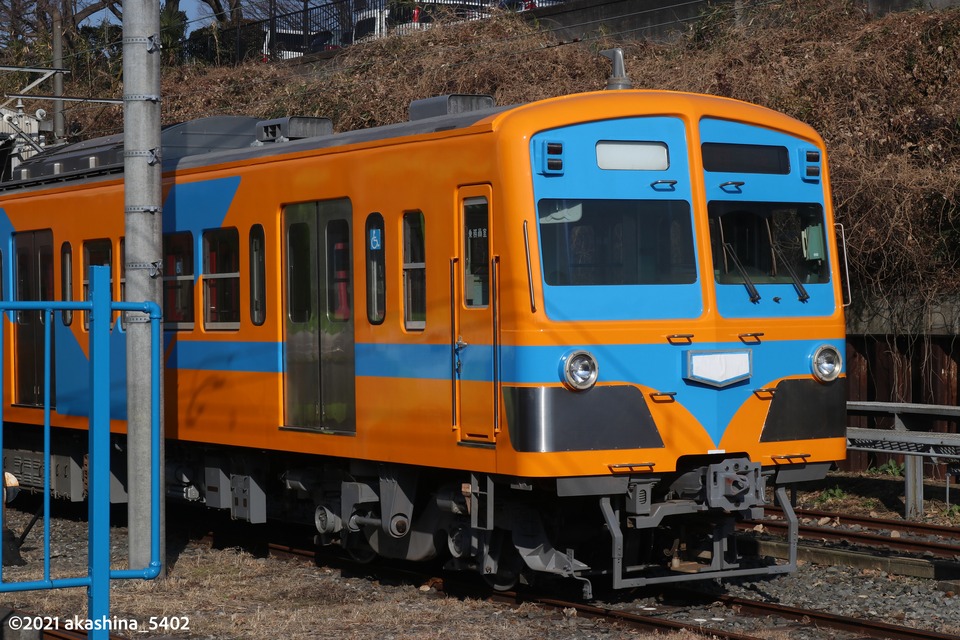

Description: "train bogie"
0 58 846 596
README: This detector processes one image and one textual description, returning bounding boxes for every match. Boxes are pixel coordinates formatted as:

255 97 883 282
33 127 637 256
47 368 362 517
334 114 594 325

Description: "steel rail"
770 506 960 539
706 592 959 640
749 509 960 558
499 593 766 640
269 540 950 640
751 519 960 557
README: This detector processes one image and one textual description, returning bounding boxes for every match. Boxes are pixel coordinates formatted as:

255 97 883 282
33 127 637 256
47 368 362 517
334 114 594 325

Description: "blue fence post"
87 265 111 640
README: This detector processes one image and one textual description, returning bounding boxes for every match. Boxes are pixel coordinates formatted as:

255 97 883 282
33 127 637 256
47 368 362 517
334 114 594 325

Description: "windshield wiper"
770 242 810 302
722 242 761 303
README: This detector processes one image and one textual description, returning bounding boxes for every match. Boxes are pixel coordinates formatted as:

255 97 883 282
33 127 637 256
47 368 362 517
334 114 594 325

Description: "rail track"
266 538 957 640
752 506 960 559
3 508 955 640
492 589 960 640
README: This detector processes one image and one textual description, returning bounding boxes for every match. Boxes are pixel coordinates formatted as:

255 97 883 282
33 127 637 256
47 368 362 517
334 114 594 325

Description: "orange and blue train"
0 70 846 596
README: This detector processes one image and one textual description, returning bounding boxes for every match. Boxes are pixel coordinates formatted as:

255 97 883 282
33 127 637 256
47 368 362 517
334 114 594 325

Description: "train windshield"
708 201 829 290
538 199 696 286
536 198 702 321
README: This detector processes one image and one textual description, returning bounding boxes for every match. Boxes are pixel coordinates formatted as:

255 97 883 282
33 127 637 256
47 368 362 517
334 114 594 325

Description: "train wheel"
482 531 523 592
343 531 377 564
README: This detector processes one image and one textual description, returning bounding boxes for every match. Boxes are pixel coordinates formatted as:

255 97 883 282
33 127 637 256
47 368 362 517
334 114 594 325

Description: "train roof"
0 88 818 193
1 94 507 192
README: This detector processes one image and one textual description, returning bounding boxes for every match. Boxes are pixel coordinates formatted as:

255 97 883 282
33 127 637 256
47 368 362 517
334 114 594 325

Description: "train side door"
454 186 497 443
282 199 356 434
14 229 55 407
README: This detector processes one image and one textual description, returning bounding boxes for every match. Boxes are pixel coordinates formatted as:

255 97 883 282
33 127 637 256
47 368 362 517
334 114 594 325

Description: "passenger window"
250 225 266 326
403 211 426 330
61 243 72 325
163 232 195 329
365 213 385 324
463 198 489 308
83 239 112 329
203 228 240 330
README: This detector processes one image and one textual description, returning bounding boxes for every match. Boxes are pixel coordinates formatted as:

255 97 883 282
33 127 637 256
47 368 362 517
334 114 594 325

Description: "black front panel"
504 385 664 453
760 378 847 442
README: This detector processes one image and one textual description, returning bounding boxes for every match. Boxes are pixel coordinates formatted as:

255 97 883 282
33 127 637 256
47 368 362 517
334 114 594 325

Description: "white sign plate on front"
684 350 752 388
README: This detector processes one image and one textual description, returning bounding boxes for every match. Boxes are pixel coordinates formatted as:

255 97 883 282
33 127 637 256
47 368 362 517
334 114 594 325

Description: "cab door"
14 230 55 407
454 186 497 443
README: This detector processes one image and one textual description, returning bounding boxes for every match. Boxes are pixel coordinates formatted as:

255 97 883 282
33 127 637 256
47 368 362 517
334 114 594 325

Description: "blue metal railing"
0 266 162 640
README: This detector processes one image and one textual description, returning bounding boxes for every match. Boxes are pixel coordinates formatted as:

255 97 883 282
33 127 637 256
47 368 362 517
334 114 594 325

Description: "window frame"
163 231 196 330
60 242 72 326
463 197 489 309
249 225 266 326
402 211 426 331
82 239 112 329
202 227 241 331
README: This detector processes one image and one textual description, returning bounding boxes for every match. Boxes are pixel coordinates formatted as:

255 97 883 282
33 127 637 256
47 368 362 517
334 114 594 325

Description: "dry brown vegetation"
0 506 712 640
46 0 960 331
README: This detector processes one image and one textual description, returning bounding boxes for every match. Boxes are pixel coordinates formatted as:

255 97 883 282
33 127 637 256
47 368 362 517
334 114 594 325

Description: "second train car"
0 58 846 596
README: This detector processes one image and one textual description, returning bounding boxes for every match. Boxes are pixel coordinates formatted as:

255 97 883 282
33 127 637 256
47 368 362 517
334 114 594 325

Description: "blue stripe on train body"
54 177 246 418
163 176 243 281
355 338 845 447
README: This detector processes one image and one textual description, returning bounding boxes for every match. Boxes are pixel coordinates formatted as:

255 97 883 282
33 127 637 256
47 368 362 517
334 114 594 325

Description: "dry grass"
14 1 960 332
3 543 701 639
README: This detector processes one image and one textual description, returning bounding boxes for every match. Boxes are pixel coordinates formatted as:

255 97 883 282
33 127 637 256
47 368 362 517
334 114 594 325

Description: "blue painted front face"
527 116 842 447
531 117 701 321
530 116 837 321
700 118 835 317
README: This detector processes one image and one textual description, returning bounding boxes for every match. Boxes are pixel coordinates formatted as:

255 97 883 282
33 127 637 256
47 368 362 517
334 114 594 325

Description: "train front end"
490 90 846 595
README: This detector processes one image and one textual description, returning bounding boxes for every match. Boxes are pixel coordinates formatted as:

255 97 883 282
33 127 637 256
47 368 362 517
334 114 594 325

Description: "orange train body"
0 87 846 595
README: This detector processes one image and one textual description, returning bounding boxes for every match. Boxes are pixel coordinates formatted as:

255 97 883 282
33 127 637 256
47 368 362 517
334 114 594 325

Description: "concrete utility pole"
123 0 164 572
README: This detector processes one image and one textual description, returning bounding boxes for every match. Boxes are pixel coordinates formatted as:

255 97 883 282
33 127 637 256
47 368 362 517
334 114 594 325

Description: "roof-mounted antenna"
600 49 632 90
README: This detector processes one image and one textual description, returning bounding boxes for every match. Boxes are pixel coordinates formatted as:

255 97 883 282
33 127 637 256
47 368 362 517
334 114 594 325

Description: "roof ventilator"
408 94 495 121
256 116 333 144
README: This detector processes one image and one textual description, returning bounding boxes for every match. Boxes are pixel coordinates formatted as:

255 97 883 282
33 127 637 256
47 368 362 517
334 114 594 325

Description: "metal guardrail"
183 0 525 64
847 400 960 520
0 266 162 640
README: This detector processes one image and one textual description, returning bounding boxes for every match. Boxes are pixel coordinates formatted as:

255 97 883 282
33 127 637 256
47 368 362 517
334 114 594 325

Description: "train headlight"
811 345 842 382
560 350 599 391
